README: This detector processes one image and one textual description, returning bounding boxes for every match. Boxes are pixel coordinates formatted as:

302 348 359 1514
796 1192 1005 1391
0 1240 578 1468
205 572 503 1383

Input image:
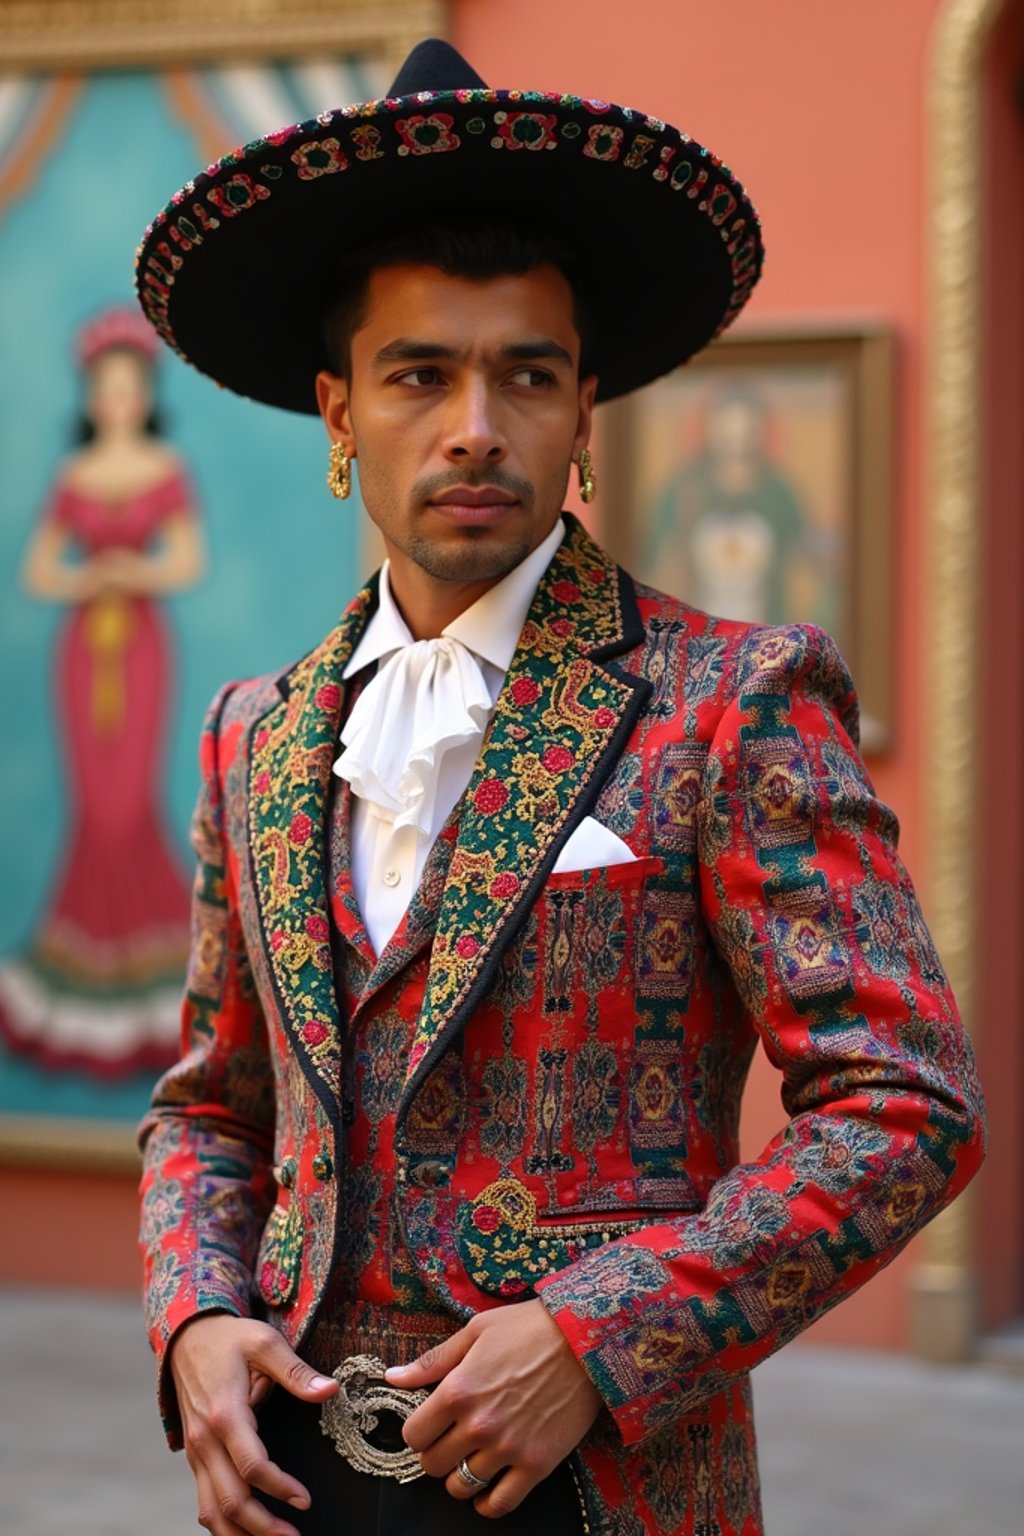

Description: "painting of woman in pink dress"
0 307 203 1078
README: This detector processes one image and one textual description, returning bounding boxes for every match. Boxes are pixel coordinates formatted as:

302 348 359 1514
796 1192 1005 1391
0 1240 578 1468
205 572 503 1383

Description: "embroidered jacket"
139 517 986 1536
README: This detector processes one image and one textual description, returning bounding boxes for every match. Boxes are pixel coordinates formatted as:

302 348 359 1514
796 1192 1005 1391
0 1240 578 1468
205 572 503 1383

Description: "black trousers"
256 1389 585 1536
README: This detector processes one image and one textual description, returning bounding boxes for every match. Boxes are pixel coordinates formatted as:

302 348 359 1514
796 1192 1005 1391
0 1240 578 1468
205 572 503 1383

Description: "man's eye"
397 367 442 387
509 368 553 387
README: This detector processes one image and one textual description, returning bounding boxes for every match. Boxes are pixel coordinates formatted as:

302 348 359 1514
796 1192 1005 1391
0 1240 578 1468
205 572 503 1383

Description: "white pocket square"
551 816 639 875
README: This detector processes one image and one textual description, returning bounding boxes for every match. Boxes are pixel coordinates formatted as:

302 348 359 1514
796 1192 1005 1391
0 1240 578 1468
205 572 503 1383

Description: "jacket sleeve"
138 683 277 1447
536 624 987 1445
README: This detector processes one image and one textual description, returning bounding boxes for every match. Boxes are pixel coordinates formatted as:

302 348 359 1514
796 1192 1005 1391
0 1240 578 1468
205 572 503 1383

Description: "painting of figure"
644 380 830 626
606 333 892 746
0 52 382 1141
640 369 846 635
1 308 200 1077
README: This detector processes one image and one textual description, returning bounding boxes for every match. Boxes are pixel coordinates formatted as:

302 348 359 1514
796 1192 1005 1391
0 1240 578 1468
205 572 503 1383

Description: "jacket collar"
342 516 566 680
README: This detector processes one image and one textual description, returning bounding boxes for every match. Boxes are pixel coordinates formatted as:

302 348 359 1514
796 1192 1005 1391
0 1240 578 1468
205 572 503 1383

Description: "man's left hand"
385 1298 601 1518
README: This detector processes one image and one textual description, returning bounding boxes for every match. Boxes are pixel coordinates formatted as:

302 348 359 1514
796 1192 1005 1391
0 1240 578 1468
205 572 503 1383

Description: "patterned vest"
304 723 467 1373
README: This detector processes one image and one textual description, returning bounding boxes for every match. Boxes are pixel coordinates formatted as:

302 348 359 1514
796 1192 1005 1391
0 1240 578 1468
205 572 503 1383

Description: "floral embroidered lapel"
400 516 651 1104
247 579 377 1113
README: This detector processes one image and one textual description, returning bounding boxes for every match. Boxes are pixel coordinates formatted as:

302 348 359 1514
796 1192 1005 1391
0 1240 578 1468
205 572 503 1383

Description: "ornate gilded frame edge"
908 0 1005 1359
0 0 448 72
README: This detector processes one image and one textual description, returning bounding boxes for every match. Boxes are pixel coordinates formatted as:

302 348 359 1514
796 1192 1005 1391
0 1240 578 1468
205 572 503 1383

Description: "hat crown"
386 38 489 97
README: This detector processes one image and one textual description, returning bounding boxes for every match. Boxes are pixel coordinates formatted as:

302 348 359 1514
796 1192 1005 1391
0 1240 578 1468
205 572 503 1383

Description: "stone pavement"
2 1286 1022 1536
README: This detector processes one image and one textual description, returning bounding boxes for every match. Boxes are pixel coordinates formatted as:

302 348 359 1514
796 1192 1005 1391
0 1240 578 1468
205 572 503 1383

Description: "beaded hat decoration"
78 305 161 370
135 39 764 414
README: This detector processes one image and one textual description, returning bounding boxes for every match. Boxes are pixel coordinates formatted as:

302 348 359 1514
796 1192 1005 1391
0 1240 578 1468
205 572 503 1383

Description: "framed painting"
600 329 895 754
0 0 447 1170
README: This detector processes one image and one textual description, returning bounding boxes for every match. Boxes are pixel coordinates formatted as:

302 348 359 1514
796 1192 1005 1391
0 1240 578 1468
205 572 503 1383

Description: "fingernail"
384 1364 407 1379
288 1496 310 1510
311 1375 335 1390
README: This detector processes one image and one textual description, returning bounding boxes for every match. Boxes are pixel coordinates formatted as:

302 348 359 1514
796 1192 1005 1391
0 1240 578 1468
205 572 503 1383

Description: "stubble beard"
402 528 535 584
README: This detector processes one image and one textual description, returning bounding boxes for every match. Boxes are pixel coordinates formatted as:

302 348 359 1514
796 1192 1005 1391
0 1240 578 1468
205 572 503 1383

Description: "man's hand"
169 1313 338 1536
386 1298 601 1519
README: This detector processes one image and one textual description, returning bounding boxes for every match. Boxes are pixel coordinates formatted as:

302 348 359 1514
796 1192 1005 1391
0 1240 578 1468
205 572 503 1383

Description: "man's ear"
315 370 356 455
572 374 599 461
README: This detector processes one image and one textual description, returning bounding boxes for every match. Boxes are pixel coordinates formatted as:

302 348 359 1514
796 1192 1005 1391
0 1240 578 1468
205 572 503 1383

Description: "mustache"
415 467 534 504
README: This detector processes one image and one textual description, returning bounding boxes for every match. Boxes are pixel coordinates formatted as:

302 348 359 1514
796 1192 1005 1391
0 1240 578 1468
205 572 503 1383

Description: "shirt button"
383 868 401 888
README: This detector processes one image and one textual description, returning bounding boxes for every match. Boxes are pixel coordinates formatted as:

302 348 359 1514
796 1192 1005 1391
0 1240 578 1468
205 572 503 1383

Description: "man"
136 38 986 1536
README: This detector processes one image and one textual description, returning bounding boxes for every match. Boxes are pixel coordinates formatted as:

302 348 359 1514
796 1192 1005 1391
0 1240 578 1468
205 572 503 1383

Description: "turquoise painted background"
0 71 362 1123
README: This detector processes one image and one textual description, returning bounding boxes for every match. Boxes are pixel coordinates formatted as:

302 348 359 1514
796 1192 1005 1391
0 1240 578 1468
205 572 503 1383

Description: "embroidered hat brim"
135 41 764 413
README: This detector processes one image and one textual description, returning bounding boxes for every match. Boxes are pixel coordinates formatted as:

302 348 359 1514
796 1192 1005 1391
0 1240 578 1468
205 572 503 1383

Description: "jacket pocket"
540 853 664 892
455 1176 680 1300
255 1197 303 1307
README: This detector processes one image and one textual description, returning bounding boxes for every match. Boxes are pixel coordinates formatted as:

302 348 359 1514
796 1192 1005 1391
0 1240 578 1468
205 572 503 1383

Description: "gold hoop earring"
327 442 352 500
577 447 596 504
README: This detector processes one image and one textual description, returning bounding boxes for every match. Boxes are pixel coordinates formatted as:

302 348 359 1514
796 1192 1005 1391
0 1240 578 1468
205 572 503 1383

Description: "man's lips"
428 486 518 507
427 487 520 524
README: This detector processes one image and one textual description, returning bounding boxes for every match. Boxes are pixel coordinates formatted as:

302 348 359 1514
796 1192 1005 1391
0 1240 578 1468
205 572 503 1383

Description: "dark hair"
320 219 596 379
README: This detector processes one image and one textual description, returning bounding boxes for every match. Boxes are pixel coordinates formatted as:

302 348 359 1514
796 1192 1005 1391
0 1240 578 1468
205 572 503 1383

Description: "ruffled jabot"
333 635 492 835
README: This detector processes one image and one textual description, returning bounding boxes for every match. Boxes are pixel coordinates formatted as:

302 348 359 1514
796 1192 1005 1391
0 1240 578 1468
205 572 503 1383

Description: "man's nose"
441 379 506 463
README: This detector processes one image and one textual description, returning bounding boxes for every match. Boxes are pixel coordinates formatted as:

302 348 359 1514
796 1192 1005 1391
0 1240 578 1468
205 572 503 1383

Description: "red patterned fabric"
139 518 985 1535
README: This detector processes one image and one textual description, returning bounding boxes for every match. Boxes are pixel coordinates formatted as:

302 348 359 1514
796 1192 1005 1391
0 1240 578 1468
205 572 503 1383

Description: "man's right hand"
169 1313 339 1536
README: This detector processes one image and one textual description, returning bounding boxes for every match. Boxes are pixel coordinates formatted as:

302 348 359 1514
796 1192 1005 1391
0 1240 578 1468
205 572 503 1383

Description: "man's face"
316 263 597 593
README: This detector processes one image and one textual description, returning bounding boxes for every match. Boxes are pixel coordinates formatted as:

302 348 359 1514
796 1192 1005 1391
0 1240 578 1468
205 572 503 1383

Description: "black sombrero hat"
135 39 764 413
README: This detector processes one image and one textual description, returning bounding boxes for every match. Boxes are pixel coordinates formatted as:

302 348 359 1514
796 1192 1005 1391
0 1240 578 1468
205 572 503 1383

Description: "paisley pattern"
139 518 986 1536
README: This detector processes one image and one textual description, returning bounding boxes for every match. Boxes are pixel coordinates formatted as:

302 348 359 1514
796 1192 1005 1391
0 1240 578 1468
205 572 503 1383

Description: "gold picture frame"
0 0 447 74
601 327 896 754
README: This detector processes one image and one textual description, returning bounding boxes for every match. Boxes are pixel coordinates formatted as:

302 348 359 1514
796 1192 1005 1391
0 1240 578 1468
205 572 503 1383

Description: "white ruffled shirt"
333 519 565 956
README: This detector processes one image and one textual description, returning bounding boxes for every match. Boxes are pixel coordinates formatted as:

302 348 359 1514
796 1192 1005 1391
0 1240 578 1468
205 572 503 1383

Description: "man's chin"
406 531 532 585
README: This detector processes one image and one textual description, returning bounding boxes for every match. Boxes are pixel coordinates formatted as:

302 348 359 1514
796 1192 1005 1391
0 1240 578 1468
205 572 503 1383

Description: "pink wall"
454 0 948 1350
1 1165 143 1291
